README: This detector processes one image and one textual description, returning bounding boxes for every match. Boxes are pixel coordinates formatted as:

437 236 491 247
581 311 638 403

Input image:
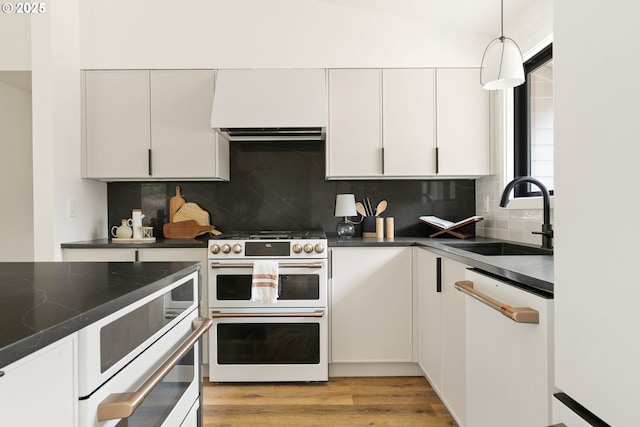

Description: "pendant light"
480 0 525 90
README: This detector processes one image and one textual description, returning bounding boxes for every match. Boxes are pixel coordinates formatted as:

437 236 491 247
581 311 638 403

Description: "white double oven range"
207 231 329 382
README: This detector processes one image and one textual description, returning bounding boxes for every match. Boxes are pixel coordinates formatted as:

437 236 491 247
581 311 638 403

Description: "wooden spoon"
355 201 367 217
375 200 388 216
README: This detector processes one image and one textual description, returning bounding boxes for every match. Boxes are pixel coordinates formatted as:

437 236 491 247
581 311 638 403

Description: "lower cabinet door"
331 247 412 363
0 335 77 427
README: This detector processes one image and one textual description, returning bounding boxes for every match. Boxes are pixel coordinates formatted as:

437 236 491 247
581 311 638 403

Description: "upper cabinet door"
327 69 382 178
83 70 229 181
436 69 491 176
383 69 436 176
150 70 221 179
85 70 151 179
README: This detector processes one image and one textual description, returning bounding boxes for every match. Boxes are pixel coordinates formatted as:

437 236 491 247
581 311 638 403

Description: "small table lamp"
335 194 357 238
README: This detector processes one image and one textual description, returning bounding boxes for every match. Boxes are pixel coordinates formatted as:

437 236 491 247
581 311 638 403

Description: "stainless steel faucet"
500 176 553 250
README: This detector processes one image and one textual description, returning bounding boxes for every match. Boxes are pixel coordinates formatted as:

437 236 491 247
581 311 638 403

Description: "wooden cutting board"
169 186 185 223
173 202 210 226
163 220 220 238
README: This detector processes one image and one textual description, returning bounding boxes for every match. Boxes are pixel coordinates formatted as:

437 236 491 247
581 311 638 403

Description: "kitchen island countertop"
0 261 200 369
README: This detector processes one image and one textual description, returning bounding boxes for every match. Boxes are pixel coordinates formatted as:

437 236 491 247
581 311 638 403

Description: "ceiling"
312 0 534 36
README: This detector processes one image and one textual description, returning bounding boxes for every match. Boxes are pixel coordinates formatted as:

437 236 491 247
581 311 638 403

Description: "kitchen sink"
441 242 553 256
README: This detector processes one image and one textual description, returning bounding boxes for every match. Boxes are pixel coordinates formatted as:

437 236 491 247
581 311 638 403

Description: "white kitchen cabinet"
83 70 229 181
0 334 77 427
463 269 553 427
415 249 468 426
327 69 382 177
326 68 489 179
415 248 442 393
436 68 491 176
440 257 469 427
62 247 137 261
330 247 413 364
84 70 151 179
150 70 229 179
382 68 437 176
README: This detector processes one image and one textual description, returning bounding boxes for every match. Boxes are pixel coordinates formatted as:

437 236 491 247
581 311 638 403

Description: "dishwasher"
457 269 554 427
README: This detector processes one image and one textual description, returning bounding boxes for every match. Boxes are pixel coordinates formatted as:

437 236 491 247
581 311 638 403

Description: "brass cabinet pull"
210 262 323 269
455 280 539 324
212 310 325 319
97 317 212 422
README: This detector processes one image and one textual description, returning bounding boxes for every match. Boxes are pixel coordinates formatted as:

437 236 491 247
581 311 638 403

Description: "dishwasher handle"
455 280 539 324
97 317 212 422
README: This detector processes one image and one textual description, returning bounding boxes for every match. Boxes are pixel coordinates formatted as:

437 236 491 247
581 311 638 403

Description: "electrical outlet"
68 198 77 218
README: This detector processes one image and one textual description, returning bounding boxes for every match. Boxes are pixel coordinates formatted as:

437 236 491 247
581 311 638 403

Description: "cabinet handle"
381 147 385 175
211 262 323 269
97 317 212 422
212 310 325 318
148 149 152 176
436 257 442 293
435 146 439 174
454 280 539 324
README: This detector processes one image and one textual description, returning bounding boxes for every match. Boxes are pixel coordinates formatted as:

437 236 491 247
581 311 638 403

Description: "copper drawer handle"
97 317 212 422
212 310 325 318
455 280 539 324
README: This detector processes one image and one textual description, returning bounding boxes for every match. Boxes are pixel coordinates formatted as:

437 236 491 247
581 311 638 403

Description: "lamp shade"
334 194 357 217
480 36 525 90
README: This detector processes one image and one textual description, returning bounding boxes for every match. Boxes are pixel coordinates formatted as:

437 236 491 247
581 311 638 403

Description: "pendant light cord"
500 0 505 40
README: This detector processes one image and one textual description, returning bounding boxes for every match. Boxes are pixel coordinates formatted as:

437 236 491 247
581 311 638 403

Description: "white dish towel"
251 260 279 303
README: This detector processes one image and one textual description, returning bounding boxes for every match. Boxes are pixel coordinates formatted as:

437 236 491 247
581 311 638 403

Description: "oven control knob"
221 244 231 254
232 244 243 254
292 243 302 254
304 243 314 254
210 244 221 255
314 243 325 254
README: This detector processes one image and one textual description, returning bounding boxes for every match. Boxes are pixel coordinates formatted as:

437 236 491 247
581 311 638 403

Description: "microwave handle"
211 262 323 269
97 317 212 422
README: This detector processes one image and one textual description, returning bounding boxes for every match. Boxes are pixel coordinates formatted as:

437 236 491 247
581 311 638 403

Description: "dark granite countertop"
0 261 200 369
61 236 553 296
329 236 554 296
61 238 208 249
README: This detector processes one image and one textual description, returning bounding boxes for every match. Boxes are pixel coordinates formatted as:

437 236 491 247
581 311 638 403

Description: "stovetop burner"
211 230 327 240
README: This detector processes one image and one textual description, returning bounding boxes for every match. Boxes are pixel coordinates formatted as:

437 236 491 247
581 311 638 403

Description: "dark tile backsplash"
108 142 476 238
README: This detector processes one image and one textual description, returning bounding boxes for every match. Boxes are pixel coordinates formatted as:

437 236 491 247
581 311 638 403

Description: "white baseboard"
329 362 423 377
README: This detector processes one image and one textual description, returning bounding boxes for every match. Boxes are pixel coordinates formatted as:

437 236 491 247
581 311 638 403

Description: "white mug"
131 209 145 239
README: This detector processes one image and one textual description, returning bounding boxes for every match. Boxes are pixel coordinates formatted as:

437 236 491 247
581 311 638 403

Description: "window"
514 44 553 197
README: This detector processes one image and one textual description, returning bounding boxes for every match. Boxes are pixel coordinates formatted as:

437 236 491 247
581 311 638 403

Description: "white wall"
475 0 553 244
0 13 31 69
31 0 107 261
79 0 491 69
0 80 33 261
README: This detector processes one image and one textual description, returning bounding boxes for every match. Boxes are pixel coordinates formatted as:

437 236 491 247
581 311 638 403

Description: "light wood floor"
202 376 457 427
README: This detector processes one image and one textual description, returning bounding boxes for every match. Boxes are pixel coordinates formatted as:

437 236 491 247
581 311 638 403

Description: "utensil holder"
362 217 376 237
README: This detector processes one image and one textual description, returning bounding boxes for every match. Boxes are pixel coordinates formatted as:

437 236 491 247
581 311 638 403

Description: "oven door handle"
212 309 325 318
210 262 323 269
97 317 213 422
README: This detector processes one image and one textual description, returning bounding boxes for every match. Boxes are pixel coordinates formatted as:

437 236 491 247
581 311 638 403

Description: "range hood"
211 69 327 141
